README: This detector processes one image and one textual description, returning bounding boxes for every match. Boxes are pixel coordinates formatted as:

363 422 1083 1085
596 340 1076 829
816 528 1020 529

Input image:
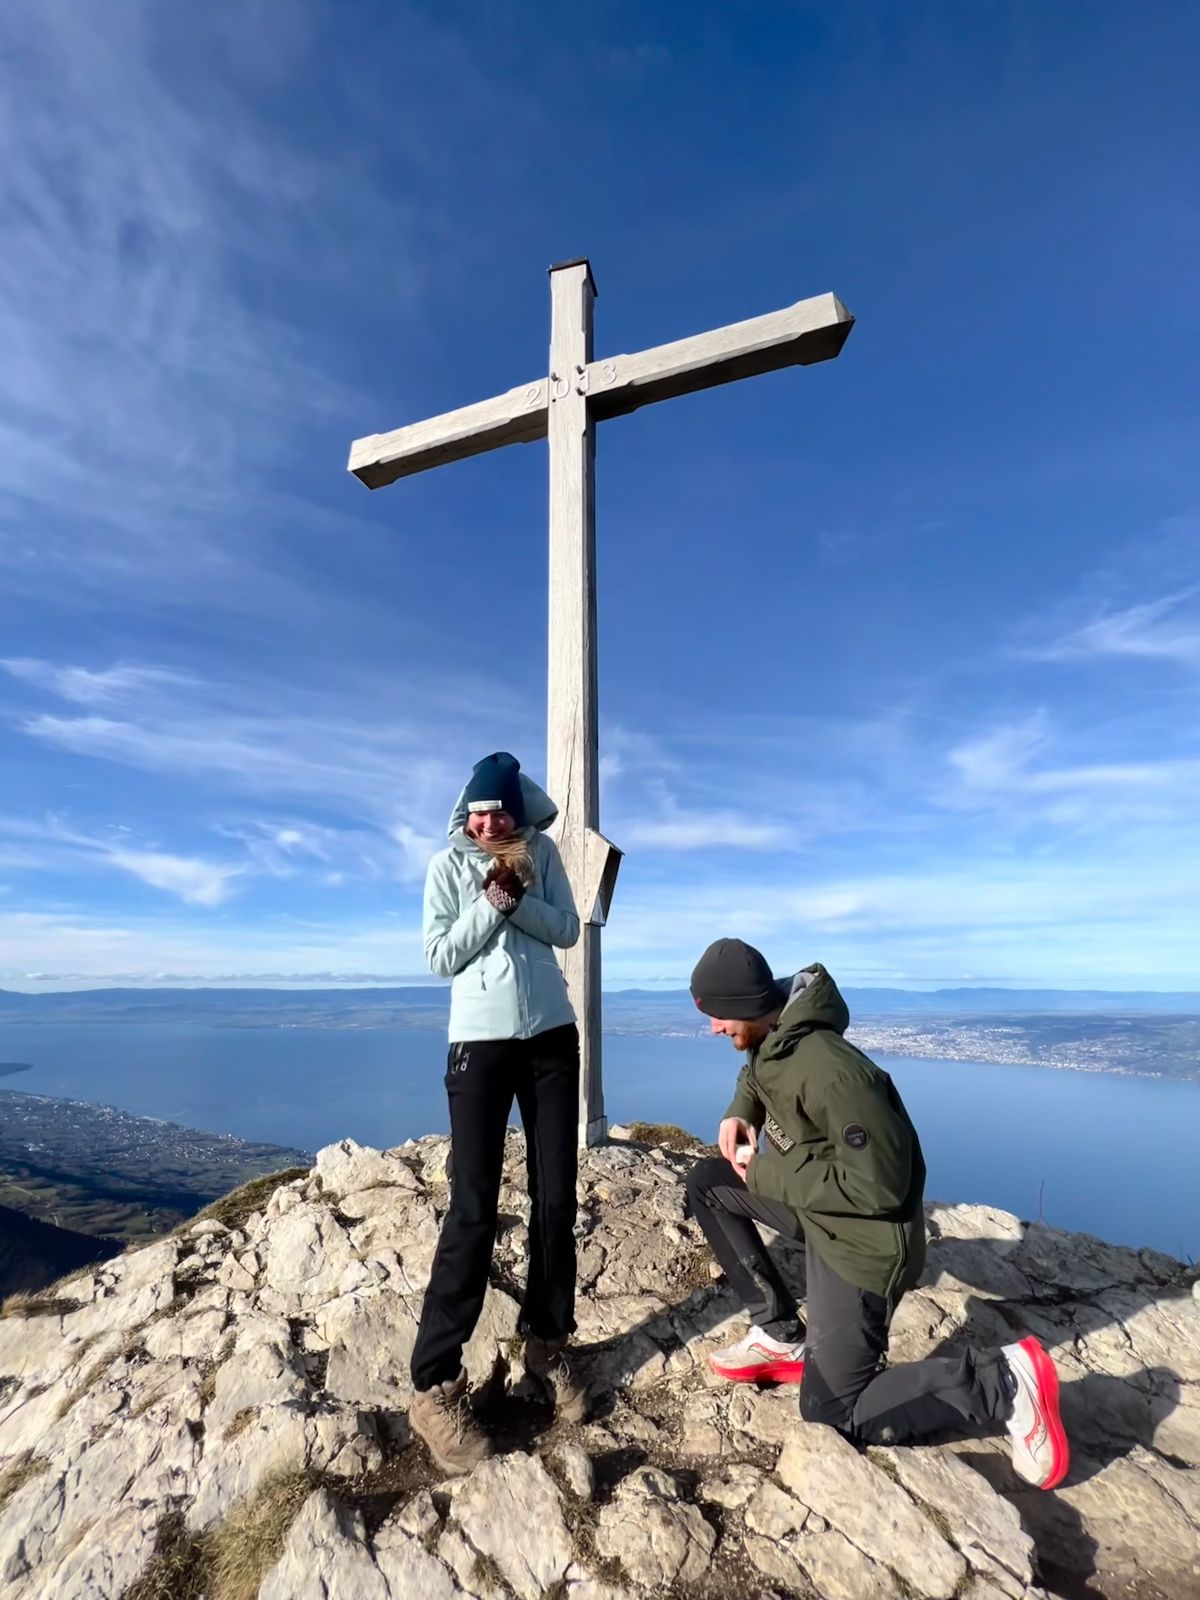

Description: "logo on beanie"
842 1123 870 1151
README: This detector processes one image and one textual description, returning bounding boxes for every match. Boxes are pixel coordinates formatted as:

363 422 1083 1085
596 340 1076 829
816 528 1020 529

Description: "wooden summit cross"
349 259 854 1146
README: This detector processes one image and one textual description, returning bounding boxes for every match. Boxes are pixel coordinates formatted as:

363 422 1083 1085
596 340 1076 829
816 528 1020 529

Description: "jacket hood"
447 772 559 847
768 963 850 1047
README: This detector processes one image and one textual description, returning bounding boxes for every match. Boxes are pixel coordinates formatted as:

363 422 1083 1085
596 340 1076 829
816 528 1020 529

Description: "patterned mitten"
484 866 525 916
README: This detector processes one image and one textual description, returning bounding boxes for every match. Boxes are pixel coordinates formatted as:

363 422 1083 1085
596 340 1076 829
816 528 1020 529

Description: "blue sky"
1 0 1198 991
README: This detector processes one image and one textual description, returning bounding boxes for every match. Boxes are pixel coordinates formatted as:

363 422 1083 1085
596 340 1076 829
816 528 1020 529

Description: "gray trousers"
686 1156 1011 1445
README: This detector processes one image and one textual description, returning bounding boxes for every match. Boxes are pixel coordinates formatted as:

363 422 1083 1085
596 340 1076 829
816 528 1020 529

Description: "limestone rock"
451 1452 573 1600
564 1567 637 1600
777 1423 967 1597
316 1137 420 1197
462 1284 521 1391
875 1443 1036 1596
216 1253 257 1292
438 1521 509 1600
260 1204 357 1303
375 1517 469 1599
319 1286 421 1409
744 1477 903 1600
701 1461 767 1509
258 1488 389 1600
551 1438 595 1500
594 1466 716 1590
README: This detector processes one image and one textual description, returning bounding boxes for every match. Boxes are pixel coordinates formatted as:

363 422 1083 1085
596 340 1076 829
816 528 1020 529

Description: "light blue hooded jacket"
423 773 580 1043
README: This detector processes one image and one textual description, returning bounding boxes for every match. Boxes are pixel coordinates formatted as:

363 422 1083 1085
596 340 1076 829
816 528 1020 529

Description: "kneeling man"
687 938 1069 1490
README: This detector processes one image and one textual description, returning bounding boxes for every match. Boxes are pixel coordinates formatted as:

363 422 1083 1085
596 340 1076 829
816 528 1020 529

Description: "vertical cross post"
349 263 852 1146
546 258 605 1146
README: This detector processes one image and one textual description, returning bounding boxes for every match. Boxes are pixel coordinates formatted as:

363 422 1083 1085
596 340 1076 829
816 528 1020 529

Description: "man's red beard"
728 1019 772 1052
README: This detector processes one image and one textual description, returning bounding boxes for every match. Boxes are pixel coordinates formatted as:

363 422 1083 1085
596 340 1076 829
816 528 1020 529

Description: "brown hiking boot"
408 1370 492 1475
525 1336 590 1423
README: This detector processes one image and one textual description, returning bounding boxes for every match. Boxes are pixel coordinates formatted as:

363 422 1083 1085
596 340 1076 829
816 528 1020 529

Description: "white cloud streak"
1 659 200 706
2 655 531 848
947 716 1200 812
622 808 789 851
1024 592 1200 670
100 845 242 907
0 815 243 907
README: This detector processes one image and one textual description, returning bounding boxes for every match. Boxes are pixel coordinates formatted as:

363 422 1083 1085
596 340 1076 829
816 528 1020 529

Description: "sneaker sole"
709 1354 806 1385
1018 1336 1070 1491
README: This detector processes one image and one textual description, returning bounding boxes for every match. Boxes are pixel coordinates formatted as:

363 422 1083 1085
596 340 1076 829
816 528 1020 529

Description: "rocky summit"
0 1127 1197 1600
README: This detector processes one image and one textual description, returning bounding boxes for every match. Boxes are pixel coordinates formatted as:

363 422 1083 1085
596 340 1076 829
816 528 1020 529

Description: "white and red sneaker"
1001 1336 1070 1490
709 1326 806 1384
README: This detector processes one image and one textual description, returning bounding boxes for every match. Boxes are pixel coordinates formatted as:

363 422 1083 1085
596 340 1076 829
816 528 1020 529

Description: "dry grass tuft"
206 1468 313 1600
471 1546 506 1592
119 1510 207 1600
128 1377 175 1421
222 1406 259 1441
120 1471 314 1600
624 1122 709 1155
198 1364 220 1409
187 1169 310 1235
0 1289 84 1319
0 1452 50 1510
672 1242 720 1296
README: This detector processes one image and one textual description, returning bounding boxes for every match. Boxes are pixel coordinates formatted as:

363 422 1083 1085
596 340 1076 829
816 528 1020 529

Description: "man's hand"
718 1117 758 1176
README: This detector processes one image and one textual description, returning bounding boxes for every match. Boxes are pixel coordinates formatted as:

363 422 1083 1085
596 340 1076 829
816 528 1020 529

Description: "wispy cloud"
100 844 242 907
216 817 440 889
2 655 529 842
622 804 789 851
602 850 1200 987
948 717 1052 791
0 815 243 907
1022 592 1200 670
1 659 199 706
946 716 1200 807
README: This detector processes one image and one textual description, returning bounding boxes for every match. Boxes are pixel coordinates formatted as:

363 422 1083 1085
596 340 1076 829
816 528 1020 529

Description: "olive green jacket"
726 964 927 1302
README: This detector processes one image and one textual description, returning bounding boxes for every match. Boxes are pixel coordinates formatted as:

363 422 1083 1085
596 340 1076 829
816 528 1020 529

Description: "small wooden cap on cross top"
548 257 598 297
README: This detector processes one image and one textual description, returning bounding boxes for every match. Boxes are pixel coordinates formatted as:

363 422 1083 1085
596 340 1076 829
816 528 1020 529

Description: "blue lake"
0 1021 1196 1261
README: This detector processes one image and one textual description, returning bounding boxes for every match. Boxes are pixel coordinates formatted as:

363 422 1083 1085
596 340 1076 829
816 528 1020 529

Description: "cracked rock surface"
1 1127 1198 1599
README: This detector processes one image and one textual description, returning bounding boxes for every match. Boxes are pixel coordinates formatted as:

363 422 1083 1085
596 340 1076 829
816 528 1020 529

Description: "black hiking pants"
686 1156 1011 1444
410 1023 580 1390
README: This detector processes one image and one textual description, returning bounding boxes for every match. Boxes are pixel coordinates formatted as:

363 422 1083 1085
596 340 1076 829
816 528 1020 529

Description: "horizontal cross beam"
585 291 853 420
348 380 549 489
348 291 853 490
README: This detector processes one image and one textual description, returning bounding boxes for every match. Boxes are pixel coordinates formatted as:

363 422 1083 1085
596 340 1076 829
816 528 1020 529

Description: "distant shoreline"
0 1063 33 1076
1 999 1197 1084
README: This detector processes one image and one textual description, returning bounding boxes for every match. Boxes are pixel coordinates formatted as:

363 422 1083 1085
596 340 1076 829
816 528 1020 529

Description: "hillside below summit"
0 1127 1197 1600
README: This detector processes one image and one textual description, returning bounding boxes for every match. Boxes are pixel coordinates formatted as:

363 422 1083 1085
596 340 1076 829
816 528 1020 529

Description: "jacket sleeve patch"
763 1113 796 1154
842 1122 870 1151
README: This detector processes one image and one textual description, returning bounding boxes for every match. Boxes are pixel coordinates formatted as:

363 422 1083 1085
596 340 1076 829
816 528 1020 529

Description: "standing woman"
408 752 586 1473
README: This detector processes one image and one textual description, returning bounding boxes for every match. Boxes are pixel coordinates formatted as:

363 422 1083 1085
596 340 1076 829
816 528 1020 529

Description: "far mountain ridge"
2 983 1199 1018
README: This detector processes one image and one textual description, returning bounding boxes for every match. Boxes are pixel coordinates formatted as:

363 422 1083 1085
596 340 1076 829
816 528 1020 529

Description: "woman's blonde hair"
477 830 536 886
